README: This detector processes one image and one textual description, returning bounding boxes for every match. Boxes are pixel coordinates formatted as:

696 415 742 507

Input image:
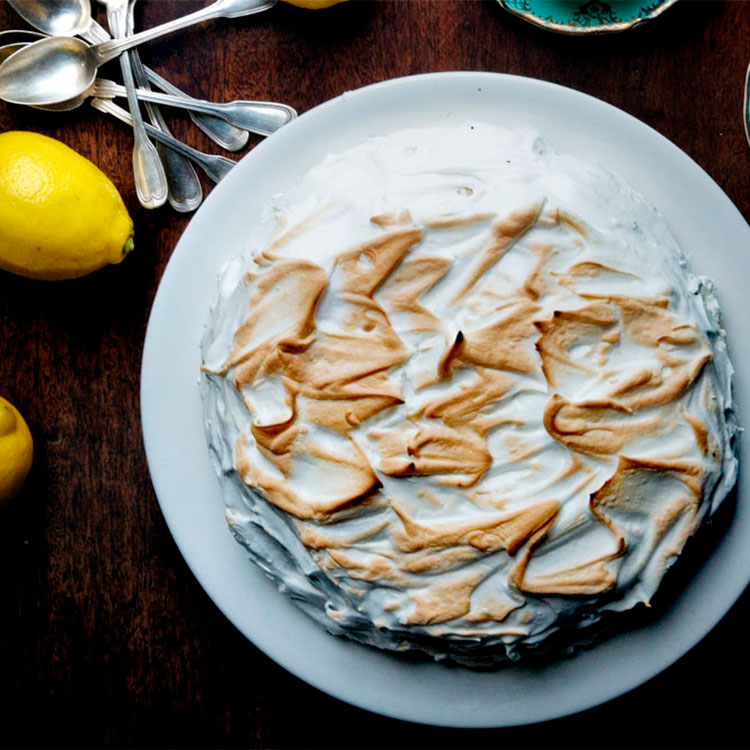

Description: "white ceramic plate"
141 72 750 727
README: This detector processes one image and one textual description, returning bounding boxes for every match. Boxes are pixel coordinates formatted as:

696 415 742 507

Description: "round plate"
498 0 678 34
141 72 750 727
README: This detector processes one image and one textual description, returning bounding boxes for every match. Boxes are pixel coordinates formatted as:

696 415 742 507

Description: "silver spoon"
0 53 295 134
93 80 296 135
102 0 167 209
7 1 249 150
124 0 202 213
0 0 277 107
91 98 236 183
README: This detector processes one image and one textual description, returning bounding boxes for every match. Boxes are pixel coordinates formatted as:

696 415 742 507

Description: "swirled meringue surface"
201 124 737 664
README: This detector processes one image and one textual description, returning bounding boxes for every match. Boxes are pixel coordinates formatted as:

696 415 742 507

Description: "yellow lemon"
0 397 33 504
0 131 134 281
282 0 348 8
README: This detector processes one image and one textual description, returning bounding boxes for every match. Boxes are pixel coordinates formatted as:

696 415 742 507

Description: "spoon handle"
107 2 167 209
93 0 277 66
142 68 249 152
126 0 202 213
93 81 296 136
90 98 236 184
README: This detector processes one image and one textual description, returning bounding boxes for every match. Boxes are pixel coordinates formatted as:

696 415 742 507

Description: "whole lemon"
0 131 134 281
282 0 348 8
0 397 33 505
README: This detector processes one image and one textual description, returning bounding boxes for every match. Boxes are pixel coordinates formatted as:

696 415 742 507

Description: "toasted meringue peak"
202 124 737 665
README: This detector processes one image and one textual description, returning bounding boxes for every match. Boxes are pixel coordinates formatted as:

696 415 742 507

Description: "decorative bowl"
498 0 678 34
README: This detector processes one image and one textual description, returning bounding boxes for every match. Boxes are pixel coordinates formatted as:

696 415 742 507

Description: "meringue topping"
201 124 737 664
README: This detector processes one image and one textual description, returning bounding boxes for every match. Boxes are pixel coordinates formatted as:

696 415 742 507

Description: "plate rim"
141 71 750 728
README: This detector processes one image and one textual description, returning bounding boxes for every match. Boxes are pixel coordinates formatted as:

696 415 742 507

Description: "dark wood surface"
1 1 749 747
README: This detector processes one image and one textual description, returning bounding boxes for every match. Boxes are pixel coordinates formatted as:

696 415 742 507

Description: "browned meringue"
201 124 737 664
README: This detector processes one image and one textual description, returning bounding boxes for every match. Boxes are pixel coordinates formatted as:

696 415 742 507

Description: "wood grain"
1 1 749 746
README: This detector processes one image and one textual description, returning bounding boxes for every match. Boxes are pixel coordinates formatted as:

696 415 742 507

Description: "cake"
200 124 737 664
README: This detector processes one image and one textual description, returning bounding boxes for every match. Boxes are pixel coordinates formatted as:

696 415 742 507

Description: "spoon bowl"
0 43 93 110
0 36 97 106
8 0 93 37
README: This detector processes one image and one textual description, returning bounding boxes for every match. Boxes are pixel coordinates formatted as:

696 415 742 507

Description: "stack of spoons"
0 0 297 211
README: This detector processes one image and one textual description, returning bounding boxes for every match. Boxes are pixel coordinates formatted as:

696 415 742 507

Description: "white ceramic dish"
141 72 749 728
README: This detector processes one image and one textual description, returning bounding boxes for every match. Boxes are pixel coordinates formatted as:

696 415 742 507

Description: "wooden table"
1 1 748 746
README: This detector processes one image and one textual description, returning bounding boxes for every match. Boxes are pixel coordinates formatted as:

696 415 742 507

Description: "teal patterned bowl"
498 0 678 34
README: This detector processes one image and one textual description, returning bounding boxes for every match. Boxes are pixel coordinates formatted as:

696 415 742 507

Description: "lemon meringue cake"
201 124 737 664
